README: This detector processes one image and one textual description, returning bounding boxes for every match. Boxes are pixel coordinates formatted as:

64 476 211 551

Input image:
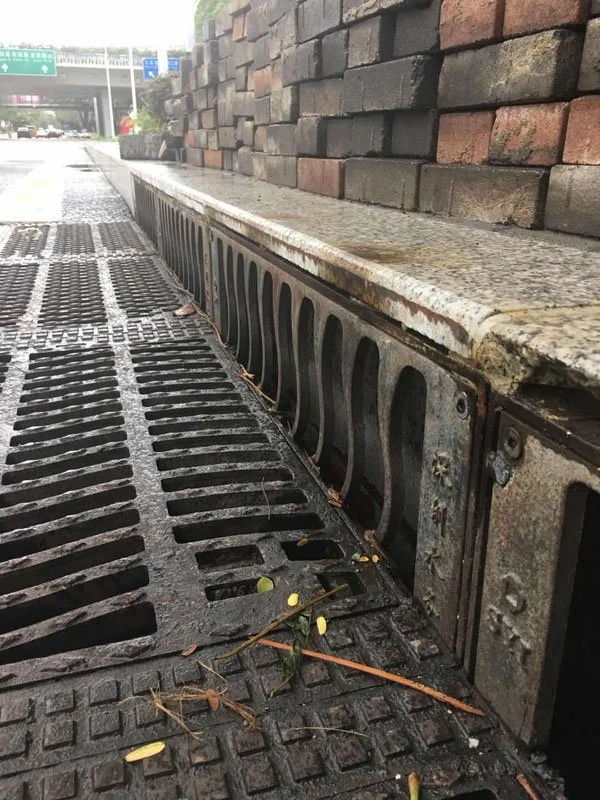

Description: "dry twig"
237 366 276 405
516 774 541 800
257 639 484 716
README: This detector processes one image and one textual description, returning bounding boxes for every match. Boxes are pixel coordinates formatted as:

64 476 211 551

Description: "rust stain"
338 242 471 269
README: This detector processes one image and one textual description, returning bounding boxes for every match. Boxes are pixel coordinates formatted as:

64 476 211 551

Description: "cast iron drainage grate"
0 353 10 386
39 261 106 326
0 224 48 259
108 256 183 316
0 346 156 664
98 221 146 253
0 263 38 325
53 223 95 256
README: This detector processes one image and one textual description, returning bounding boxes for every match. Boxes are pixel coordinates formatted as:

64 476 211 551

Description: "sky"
2 0 196 49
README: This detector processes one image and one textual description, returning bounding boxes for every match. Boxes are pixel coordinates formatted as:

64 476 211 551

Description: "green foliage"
139 75 172 132
0 108 56 128
194 0 229 39
135 108 165 134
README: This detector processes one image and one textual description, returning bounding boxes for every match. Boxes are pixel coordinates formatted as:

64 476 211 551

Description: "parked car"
16 127 31 139
79 130 91 139
36 128 48 138
47 128 63 139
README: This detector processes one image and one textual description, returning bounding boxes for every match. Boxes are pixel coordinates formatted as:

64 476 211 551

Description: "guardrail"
55 52 143 68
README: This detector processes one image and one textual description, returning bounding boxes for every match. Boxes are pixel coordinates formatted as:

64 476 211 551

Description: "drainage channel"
0 211 546 797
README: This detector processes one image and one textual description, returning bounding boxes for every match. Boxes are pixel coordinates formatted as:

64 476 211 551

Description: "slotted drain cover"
40 261 106 326
0 353 10 386
0 346 155 665
98 221 145 252
53 223 95 256
0 225 48 258
108 256 182 316
0 264 38 325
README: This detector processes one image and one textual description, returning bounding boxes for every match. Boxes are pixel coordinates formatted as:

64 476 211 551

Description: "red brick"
563 96 600 165
184 131 194 148
490 103 569 166
298 158 345 198
253 66 272 98
203 149 224 169
503 0 588 37
232 13 246 41
440 0 505 50
437 111 495 165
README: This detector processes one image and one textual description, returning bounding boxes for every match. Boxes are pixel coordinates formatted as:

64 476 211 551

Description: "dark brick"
255 125 267 150
298 0 342 42
343 0 429 24
219 127 238 149
254 65 272 96
218 57 234 83
172 98 184 119
545 165 600 237
247 3 270 41
344 57 439 113
393 0 440 57
236 65 249 91
270 10 298 60
253 35 271 69
233 40 254 67
345 157 422 209
186 147 204 167
202 108 218 129
192 44 204 69
266 123 298 154
593 0 600 15
194 86 217 110
218 34 233 59
255 95 271 124
391 110 438 158
254 153 298 186
218 80 236 126
297 117 327 154
198 63 219 87
237 146 255 175
171 75 183 97
202 20 216 41
233 91 255 117
241 118 255 146
300 79 344 116
439 30 584 108
348 16 394 68
207 130 219 149
268 0 297 25
327 114 390 157
203 40 219 65
271 86 299 122
579 18 600 92
223 149 234 170
190 129 207 148
189 70 198 92
282 39 321 85
215 8 233 36
322 29 348 77
298 158 345 197
419 164 549 228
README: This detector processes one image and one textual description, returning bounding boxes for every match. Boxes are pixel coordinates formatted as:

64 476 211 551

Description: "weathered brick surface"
347 16 394 68
282 39 321 85
253 35 271 69
206 130 219 149
198 63 219 87
440 0 504 51
298 158 346 197
254 153 298 185
270 10 298 60
219 127 238 149
504 0 588 38
343 0 429 24
202 108 218 128
326 114 390 157
217 80 236 125
393 0 440 57
218 57 235 83
254 66 272 97
563 96 600 165
233 40 254 67
391 111 439 158
215 8 233 36
439 31 584 108
219 34 234 60
204 148 224 169
579 19 600 92
420 164 549 227
545 165 600 236
490 103 569 166
233 91 256 117
232 13 247 41
190 129 208 148
237 145 255 175
266 123 298 154
241 119 255 146
437 111 495 164
194 87 217 110
322 30 349 76
593 0 600 15
186 147 205 167
297 117 327 155
255 125 267 150
192 44 204 68
246 3 269 41
203 19 216 41
236 65 249 90
343 57 439 112
271 86 299 121
204 40 219 65
255 95 271 124
345 157 422 209
298 0 342 42
188 110 201 130
223 149 234 170
268 0 297 24
300 79 344 116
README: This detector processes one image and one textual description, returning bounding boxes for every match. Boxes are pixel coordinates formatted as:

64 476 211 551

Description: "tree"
194 0 229 40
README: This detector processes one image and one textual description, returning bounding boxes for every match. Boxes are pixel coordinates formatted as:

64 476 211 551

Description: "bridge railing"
55 51 143 68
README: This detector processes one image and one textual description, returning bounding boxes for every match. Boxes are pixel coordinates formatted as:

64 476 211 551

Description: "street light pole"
103 46 115 137
128 45 137 115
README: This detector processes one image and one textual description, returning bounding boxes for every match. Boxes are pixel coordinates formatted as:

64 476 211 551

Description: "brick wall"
169 0 600 238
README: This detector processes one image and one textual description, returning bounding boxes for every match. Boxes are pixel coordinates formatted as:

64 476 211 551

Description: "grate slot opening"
206 576 272 602
162 467 293 493
2 447 130 485
152 432 267 453
17 391 120 416
138 379 231 393
0 602 156 666
6 431 127 464
167 487 306 516
145 405 252 422
141 392 242 408
317 572 365 597
157 448 280 472
149 417 255 436
13 402 123 430
0 535 145 595
20 380 118 403
174 512 324 542
281 539 344 561
0 465 133 506
9 415 125 446
195 545 264 571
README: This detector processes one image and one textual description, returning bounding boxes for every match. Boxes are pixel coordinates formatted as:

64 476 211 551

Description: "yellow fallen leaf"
181 644 197 657
287 593 299 607
124 741 166 762
358 556 370 563
316 616 327 636
174 303 196 317
296 538 309 547
205 689 220 712
371 554 380 563
256 576 274 593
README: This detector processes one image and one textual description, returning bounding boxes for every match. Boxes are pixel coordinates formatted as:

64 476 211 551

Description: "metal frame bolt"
455 392 469 419
503 426 523 461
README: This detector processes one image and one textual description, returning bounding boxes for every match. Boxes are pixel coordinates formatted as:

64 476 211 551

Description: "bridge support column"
96 87 115 137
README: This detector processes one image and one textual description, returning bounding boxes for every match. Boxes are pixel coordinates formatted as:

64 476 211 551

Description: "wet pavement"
0 141 556 799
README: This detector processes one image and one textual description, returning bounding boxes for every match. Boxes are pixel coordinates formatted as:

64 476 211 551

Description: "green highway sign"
0 48 57 77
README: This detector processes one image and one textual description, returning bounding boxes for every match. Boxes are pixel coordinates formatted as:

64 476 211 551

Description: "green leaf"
256 576 274 593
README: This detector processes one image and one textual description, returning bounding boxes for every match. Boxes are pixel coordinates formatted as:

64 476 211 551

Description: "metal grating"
108 256 182 317
0 353 10 386
0 224 48 259
98 221 146 253
0 346 155 665
53 223 95 256
39 260 106 326
0 263 38 326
